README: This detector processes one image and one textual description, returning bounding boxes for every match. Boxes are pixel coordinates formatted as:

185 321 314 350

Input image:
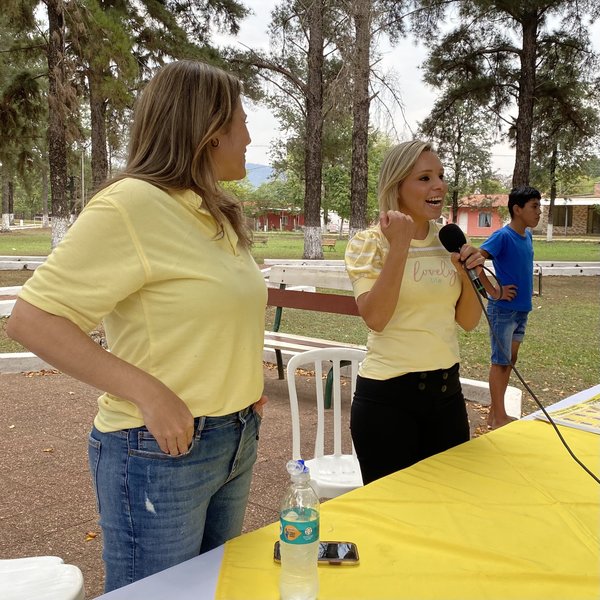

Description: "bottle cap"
286 459 309 479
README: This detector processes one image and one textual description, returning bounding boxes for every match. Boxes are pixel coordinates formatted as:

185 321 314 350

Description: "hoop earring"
210 139 220 148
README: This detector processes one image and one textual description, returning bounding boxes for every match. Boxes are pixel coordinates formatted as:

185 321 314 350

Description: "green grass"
531 240 599 261
490 238 599 262
251 232 348 261
252 235 600 262
0 327 23 353
0 229 51 255
1 227 598 261
0 271 32 286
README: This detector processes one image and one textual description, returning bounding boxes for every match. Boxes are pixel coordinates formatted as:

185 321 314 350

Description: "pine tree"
0 13 47 230
416 0 600 187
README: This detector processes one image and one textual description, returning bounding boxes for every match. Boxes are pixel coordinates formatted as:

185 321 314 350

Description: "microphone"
438 223 487 298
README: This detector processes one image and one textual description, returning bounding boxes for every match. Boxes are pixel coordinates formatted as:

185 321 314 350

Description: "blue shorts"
487 303 529 366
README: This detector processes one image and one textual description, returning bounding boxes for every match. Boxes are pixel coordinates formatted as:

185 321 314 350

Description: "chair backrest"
286 347 366 461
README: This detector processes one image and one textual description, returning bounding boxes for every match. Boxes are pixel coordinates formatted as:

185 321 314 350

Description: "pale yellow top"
344 221 462 380
19 178 266 431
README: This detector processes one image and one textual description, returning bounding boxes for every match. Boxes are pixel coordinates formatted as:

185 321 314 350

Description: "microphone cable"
466 264 600 485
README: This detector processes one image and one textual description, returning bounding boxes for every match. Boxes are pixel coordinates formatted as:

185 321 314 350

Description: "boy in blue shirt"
480 186 542 429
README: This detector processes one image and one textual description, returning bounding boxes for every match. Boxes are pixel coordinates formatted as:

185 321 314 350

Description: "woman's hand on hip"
253 394 268 419
138 386 195 456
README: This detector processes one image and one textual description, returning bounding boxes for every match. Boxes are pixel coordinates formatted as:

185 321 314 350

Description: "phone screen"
274 541 359 564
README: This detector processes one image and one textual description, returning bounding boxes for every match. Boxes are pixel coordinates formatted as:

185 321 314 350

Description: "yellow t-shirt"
344 221 462 380
19 178 267 431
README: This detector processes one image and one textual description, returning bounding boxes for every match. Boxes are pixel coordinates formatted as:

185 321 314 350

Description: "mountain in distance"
245 163 274 188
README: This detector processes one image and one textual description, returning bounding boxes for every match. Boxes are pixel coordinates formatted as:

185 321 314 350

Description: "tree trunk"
451 190 460 223
47 0 70 248
89 70 109 188
303 0 325 259
451 162 461 223
546 144 557 242
512 13 538 187
1 179 9 232
42 166 50 228
349 0 371 238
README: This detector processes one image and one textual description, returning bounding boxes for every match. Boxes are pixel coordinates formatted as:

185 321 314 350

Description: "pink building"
448 194 508 237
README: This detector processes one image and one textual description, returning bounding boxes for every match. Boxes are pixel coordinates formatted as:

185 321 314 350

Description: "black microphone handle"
465 267 487 298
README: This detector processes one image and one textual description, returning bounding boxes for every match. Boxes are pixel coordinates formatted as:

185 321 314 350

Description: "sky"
215 2 600 176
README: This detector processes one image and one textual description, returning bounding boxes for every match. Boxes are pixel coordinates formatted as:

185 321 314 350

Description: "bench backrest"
265 262 362 381
264 259 344 264
267 287 359 316
267 264 352 291
266 263 359 317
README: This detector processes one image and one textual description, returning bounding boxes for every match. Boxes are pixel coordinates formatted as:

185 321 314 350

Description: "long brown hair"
104 60 250 247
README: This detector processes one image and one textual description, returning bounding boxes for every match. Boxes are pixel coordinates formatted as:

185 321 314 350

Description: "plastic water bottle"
279 459 320 600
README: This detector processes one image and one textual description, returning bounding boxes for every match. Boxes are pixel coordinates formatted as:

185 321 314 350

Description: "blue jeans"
88 406 261 592
487 303 529 365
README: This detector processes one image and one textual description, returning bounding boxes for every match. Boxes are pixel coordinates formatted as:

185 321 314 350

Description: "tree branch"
232 43 307 95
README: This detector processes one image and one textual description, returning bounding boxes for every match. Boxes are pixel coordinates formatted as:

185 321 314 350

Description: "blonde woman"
7 61 267 591
345 140 484 484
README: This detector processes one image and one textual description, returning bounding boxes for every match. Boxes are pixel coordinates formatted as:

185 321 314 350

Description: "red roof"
459 194 508 208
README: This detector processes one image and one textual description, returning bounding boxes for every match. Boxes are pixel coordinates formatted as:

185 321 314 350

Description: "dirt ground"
0 362 489 599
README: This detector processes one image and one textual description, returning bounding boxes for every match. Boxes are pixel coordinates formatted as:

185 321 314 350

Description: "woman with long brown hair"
8 61 267 592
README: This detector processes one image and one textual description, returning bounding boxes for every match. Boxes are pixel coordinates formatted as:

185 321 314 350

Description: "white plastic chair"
0 556 84 600
286 347 365 499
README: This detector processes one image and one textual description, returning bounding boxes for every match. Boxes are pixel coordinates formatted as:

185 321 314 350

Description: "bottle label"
280 508 319 545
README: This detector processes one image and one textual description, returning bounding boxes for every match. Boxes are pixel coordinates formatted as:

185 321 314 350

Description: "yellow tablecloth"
216 420 600 600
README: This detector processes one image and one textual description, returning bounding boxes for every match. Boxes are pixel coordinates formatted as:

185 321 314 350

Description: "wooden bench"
533 264 542 296
321 237 338 251
264 263 365 380
0 255 46 271
263 258 344 268
253 235 268 245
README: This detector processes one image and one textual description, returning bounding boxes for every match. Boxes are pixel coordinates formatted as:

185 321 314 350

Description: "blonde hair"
105 60 250 247
377 140 434 212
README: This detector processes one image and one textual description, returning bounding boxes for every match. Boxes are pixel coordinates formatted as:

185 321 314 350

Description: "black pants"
350 363 470 485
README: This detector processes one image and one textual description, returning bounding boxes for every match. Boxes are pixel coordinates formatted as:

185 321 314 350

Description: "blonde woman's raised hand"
379 210 416 249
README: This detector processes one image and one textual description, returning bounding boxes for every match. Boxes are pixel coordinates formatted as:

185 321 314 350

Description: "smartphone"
273 540 359 565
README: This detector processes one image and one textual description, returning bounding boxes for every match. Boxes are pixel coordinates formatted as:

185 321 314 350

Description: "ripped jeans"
88 406 261 592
